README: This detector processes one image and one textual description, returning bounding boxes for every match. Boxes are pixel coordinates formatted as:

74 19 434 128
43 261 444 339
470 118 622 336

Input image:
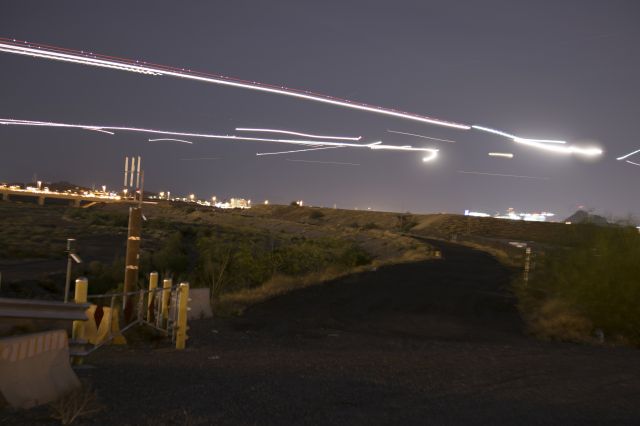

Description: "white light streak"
90 128 115 135
616 149 640 161
457 170 549 180
514 138 602 156
148 138 194 144
0 117 437 154
625 160 640 167
256 147 342 156
422 151 438 162
387 130 457 143
513 136 566 145
237 128 361 141
286 159 360 166
179 157 221 161
488 152 514 158
0 38 470 130
472 125 517 139
472 125 601 157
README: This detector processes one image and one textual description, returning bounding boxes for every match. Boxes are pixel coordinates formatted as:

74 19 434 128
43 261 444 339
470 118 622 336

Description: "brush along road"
6 240 639 424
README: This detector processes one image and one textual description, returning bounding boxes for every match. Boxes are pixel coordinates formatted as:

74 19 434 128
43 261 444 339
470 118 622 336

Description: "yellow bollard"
175 282 189 350
161 278 172 327
147 272 158 322
71 277 88 364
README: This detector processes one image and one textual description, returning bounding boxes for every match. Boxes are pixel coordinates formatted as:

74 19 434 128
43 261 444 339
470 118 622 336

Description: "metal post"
523 246 532 286
175 282 189 350
160 278 172 328
147 272 158 322
71 277 88 364
64 238 76 303
123 207 142 321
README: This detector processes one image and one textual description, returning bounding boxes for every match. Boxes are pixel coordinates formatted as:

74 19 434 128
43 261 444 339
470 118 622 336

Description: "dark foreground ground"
5 240 640 425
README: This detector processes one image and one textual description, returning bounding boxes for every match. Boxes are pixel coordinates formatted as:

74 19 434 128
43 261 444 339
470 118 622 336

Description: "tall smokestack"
129 156 135 187
136 156 141 190
124 156 129 187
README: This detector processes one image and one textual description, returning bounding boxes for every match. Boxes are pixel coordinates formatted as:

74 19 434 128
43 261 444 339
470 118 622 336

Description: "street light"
64 239 83 303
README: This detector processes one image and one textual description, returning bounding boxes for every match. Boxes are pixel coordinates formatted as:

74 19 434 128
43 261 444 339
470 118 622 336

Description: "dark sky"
2 1 639 219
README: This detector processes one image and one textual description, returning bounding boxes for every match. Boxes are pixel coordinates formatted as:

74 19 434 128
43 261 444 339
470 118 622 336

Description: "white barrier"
0 329 80 408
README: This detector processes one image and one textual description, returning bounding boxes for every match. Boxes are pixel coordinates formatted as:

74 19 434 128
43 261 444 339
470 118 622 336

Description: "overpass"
0 186 128 207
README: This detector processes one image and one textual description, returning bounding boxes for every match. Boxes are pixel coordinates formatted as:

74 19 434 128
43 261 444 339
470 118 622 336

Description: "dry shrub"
527 299 594 343
48 382 104 425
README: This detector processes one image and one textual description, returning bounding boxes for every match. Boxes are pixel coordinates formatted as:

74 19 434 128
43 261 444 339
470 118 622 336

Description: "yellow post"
175 282 189 350
71 277 88 364
161 278 172 327
147 272 158 322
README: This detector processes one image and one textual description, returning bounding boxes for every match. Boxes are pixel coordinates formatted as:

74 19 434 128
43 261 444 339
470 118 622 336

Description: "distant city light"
465 208 555 222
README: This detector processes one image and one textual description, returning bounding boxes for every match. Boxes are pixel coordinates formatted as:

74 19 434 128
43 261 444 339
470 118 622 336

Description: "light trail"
0 38 469 130
514 138 602 156
387 130 456 143
286 159 360 166
0 117 438 155
148 138 194 144
473 125 566 144
90 128 115 135
472 125 601 157
488 152 514 158
625 160 640 167
422 151 438 162
616 148 640 161
237 128 361 141
256 146 342 156
179 157 221 161
457 170 549 180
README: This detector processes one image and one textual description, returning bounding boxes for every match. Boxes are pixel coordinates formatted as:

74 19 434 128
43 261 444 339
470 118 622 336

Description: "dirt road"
6 240 640 424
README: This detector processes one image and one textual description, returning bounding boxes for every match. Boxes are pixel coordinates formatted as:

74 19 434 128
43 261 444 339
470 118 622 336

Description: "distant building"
228 198 251 209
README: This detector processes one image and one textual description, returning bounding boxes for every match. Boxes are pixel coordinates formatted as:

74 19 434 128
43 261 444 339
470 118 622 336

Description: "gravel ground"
4 240 640 425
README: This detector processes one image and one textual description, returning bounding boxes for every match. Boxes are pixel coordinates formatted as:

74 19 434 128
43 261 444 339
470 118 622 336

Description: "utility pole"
122 154 144 321
123 207 142 321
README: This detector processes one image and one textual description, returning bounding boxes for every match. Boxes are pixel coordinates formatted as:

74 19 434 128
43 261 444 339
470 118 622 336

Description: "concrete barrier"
0 329 80 408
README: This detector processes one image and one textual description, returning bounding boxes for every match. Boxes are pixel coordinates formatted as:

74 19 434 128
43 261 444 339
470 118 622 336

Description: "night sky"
2 1 639 219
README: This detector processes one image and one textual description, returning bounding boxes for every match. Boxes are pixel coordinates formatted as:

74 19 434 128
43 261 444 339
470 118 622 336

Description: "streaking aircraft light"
237 128 361 141
387 130 457 143
286 159 360 166
0 117 438 156
148 138 194 144
0 38 469 130
457 170 549 180
472 125 601 157
256 147 342 156
616 149 640 161
488 152 514 158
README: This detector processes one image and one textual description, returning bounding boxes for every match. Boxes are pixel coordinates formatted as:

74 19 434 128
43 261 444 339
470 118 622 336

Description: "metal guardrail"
0 297 89 321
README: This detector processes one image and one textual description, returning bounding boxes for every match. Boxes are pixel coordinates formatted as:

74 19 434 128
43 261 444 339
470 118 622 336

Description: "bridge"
0 186 132 207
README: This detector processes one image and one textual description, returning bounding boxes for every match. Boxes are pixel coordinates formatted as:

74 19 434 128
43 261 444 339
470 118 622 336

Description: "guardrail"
0 297 90 321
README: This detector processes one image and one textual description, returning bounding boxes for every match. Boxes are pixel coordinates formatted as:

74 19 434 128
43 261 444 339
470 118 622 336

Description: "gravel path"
5 240 640 425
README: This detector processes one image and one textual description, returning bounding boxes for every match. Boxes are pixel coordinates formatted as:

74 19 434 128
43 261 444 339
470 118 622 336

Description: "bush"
519 226 640 345
309 210 325 219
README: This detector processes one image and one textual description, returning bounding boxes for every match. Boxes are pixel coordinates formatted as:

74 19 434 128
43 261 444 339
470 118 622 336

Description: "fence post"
175 282 190 350
161 278 172 328
71 277 88 364
147 272 158 322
